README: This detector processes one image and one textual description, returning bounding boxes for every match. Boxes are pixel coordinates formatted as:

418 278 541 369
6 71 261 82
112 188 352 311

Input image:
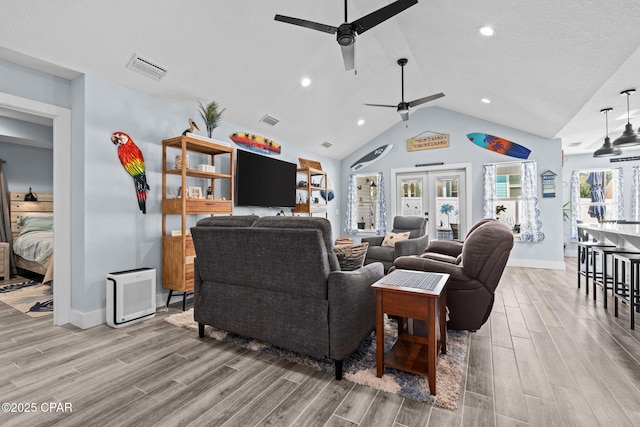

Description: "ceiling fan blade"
340 43 355 71
363 103 397 108
274 15 338 34
400 111 410 121
408 92 445 108
352 0 418 34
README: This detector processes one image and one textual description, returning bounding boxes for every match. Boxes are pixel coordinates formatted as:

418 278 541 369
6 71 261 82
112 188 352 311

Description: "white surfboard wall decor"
350 145 393 172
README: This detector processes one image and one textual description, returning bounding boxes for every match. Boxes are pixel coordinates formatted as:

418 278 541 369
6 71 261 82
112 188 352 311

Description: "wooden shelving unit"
292 167 327 218
162 134 234 298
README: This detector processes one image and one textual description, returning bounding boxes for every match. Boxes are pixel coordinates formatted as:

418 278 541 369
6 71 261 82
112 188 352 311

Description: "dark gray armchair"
392 219 514 330
362 216 428 273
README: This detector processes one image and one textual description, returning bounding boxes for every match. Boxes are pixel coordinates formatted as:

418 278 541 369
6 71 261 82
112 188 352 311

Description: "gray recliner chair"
362 216 428 273
392 219 514 330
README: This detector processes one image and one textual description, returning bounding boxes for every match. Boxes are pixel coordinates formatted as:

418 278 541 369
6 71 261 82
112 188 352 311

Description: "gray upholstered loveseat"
190 215 384 379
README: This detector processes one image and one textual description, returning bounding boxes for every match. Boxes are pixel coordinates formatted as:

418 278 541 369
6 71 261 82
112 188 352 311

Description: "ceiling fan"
274 0 418 71
364 58 444 121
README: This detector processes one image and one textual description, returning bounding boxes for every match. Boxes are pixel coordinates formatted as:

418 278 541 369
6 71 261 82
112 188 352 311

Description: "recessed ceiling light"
301 77 311 87
479 26 494 36
481 98 491 104
357 119 365 126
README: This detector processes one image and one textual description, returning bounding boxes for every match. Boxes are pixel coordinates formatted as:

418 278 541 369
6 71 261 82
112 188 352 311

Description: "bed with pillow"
12 214 54 283
9 192 54 284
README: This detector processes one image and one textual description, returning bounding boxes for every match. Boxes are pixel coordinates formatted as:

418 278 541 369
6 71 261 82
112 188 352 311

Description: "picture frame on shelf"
188 186 202 199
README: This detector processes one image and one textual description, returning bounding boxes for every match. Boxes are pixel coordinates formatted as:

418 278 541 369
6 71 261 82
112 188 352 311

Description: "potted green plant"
198 100 226 138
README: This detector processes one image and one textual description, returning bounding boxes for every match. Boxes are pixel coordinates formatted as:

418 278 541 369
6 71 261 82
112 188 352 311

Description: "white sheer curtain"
612 167 624 220
520 161 544 242
633 166 640 221
482 164 497 219
344 173 358 235
375 172 387 235
570 170 580 241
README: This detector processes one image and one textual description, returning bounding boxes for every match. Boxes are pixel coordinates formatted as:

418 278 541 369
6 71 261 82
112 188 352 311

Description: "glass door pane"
431 172 464 240
399 175 425 217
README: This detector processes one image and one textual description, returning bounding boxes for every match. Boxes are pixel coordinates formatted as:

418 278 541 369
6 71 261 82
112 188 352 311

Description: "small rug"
0 279 53 317
165 309 469 410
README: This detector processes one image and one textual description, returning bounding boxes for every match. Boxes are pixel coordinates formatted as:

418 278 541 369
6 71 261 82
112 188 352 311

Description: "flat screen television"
235 149 297 208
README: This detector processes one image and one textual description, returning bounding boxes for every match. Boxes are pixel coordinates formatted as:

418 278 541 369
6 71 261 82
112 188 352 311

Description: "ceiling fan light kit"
612 89 640 148
593 108 622 157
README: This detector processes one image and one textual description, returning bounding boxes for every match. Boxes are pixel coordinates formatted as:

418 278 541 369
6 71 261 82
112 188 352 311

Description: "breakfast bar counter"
577 223 640 249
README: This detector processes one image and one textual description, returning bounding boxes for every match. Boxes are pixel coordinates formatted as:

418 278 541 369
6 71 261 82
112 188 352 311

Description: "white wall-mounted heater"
106 267 156 328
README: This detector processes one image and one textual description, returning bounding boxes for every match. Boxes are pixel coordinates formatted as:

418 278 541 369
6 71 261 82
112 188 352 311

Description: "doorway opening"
0 91 72 325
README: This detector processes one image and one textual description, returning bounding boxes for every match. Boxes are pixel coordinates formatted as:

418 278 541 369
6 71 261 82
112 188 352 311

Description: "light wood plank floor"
1 257 639 426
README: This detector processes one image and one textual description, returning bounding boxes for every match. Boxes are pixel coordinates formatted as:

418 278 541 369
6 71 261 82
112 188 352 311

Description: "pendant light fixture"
593 108 622 157
612 89 640 147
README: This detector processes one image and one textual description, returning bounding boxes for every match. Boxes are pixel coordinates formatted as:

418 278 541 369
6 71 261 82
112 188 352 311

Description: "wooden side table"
372 269 449 395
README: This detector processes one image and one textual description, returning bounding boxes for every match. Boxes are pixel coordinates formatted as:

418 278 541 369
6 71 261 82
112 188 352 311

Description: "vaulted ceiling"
2 0 640 159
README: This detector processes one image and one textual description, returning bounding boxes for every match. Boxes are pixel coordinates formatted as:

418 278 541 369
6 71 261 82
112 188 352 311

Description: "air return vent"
126 54 167 80
259 114 280 126
567 141 582 147
321 141 333 148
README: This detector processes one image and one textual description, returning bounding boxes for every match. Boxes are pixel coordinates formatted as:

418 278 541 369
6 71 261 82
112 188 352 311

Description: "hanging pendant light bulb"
612 89 640 147
594 108 622 157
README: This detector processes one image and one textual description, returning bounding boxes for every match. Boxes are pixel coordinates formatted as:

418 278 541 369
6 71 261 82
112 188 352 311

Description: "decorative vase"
175 154 189 169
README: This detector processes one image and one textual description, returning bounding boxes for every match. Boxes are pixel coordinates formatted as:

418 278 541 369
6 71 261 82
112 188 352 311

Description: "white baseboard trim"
69 308 105 329
156 293 167 308
507 258 566 270
69 292 169 329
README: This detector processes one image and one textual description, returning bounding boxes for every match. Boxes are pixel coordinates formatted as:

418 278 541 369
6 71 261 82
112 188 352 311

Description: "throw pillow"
381 231 411 247
333 242 369 271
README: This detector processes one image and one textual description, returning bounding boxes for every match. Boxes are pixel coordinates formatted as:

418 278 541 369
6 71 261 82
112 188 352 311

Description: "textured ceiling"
2 0 640 159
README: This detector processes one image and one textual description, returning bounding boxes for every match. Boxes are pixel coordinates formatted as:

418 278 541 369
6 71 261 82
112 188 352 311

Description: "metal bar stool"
578 240 615 295
612 253 640 329
592 247 640 309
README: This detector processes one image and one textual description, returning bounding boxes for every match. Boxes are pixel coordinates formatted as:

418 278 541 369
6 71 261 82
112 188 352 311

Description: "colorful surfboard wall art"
350 145 393 172
467 133 531 159
230 132 281 155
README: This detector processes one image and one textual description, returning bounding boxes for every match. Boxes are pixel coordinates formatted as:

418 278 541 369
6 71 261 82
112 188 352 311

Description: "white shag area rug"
165 308 469 410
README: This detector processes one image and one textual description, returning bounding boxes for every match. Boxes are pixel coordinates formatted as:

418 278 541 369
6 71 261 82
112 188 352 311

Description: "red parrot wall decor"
111 131 150 214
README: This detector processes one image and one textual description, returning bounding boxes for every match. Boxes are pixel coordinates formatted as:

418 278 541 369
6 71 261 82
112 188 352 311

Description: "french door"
395 168 467 241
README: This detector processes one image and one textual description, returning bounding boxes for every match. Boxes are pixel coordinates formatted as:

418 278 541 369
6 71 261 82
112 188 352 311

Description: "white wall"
339 106 565 269
2 59 344 325
0 59 65 194
0 142 53 193
206 121 342 234
68 74 342 320
0 59 71 108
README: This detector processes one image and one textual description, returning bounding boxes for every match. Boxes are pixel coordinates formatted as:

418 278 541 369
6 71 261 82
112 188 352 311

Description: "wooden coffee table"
372 269 449 396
